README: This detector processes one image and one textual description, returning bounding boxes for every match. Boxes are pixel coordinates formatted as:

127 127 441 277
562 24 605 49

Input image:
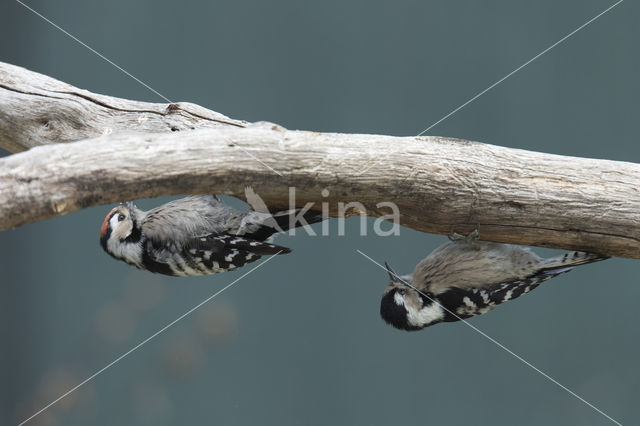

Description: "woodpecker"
380 231 608 331
99 195 322 276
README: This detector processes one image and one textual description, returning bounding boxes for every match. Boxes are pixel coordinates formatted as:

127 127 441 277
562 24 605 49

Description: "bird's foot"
448 225 480 244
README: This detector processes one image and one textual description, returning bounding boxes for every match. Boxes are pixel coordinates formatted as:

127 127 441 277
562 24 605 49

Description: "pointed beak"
123 201 137 221
385 261 400 282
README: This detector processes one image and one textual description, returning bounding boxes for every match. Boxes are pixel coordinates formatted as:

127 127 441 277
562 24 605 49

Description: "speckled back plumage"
413 241 545 294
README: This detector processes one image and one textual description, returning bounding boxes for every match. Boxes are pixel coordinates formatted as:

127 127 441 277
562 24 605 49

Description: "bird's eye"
398 288 407 295
118 214 126 222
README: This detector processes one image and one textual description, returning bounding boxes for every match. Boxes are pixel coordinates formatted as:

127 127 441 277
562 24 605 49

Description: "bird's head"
380 262 444 331
99 202 141 252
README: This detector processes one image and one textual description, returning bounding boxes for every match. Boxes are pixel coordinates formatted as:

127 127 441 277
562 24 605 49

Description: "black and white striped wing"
435 269 572 322
184 234 291 275
142 234 290 276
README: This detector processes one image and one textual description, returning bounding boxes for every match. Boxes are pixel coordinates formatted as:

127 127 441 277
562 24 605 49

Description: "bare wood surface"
1 62 639 258
0 62 245 153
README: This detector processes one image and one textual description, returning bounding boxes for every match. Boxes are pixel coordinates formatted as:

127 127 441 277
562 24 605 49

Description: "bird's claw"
448 225 480 244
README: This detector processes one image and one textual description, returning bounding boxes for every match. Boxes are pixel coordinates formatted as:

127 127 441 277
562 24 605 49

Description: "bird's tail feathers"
238 208 323 241
270 208 324 232
541 251 609 274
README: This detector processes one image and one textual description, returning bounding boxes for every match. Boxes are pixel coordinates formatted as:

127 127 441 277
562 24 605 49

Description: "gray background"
1 0 638 425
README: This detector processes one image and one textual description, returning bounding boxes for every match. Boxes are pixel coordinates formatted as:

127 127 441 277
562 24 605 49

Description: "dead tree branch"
1 62 639 258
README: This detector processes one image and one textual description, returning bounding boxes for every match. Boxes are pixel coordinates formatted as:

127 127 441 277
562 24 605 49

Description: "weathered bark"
1 62 639 258
0 62 245 152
